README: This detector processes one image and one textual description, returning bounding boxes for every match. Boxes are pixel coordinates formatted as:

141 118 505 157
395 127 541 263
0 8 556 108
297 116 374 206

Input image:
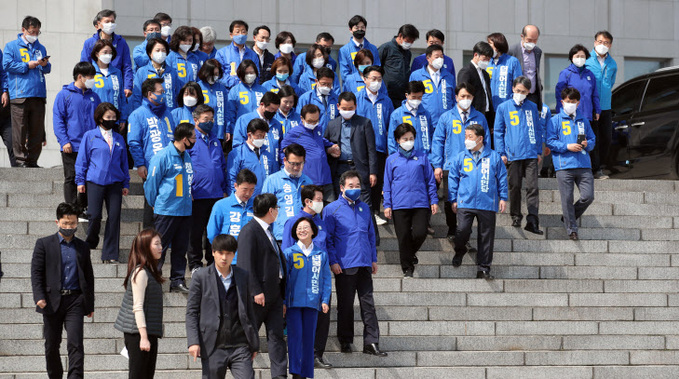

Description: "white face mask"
595 44 609 56
572 57 586 68
368 80 382 93
152 51 167 64
400 140 415 151
84 78 96 89
431 57 444 70
407 99 421 109
161 25 172 38
513 92 527 105
458 98 472 111
191 44 200 52
256 40 269 50
465 138 479 150
183 96 197 107
312 57 325 69
244 74 257 84
563 102 578 116
309 201 324 214
179 44 192 53
523 42 536 51
280 43 294 54
477 60 489 70
400 41 412 50
102 22 116 35
317 85 331 96
24 34 38 44
339 109 355 119
252 138 266 148
303 121 318 130
99 54 113 64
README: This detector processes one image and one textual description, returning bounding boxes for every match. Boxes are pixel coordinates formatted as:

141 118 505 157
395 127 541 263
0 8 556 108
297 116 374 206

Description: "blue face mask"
344 188 361 201
358 64 370 74
198 121 214 135
276 73 289 82
146 32 162 41
150 92 165 105
233 34 247 45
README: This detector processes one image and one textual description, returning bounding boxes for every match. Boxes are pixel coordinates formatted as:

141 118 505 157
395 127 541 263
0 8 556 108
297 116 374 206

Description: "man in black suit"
457 42 495 129
30 203 95 379
236 193 287 379
508 25 543 109
186 234 259 379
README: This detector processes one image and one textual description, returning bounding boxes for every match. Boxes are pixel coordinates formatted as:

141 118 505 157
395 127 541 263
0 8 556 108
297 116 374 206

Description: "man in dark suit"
236 193 288 379
508 25 543 109
30 202 95 379
186 234 260 379
457 41 495 128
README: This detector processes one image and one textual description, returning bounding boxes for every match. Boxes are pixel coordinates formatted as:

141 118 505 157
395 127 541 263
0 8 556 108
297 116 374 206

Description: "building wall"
0 0 677 167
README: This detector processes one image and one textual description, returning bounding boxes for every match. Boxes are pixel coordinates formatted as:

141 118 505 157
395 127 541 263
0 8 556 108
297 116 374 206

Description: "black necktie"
358 44 363 50
322 95 327 108
461 111 468 123
254 147 260 158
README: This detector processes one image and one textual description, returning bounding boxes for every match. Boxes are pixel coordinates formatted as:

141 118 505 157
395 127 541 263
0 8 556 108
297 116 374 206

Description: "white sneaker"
374 214 387 226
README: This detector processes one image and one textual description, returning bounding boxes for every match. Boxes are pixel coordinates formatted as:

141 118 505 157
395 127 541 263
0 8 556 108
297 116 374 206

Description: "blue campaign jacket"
132 61 181 110
171 105 196 127
486 54 523 111
273 109 302 137
0 48 7 92
291 52 337 84
283 243 332 310
81 32 133 91
409 67 456 126
448 148 508 213
279 124 333 186
127 100 176 167
322 196 377 269
206 193 254 242
494 99 542 161
585 50 617 111
410 53 456 80
165 50 198 89
144 143 193 217
338 37 381 80
92 62 129 122
75 128 130 188
388 102 434 159
297 68 341 98
225 82 266 135
383 149 438 211
355 88 394 154
198 79 228 139
546 109 596 171
215 43 261 81
3 34 51 99
261 77 305 97
53 83 102 152
191 50 209 67
539 104 552 140
226 142 277 197
296 89 339 134
281 209 327 252
188 129 228 199
262 169 313 240
232 110 284 168
342 72 389 97
431 106 490 170
555 64 601 121
132 40 149 72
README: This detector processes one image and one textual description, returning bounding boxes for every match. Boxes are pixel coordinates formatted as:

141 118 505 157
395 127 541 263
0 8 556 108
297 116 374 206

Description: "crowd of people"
20 8 620 379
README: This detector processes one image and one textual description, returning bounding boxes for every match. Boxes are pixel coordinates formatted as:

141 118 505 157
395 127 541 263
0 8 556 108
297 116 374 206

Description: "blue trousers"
153 214 190 286
286 307 318 378
85 181 123 261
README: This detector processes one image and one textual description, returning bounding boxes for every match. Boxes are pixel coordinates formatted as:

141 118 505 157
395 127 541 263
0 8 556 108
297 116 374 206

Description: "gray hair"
200 26 217 43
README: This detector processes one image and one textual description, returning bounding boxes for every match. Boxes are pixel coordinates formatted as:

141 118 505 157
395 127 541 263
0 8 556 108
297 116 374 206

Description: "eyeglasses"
296 225 312 231
25 31 41 37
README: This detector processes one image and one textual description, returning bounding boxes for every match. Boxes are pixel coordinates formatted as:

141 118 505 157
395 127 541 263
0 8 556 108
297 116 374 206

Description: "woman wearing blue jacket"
262 57 305 97
171 81 204 126
75 103 130 263
486 33 523 111
555 44 601 122
383 123 438 277
165 26 199 90
225 59 266 136
132 38 181 111
197 59 229 141
284 217 331 379
90 39 128 128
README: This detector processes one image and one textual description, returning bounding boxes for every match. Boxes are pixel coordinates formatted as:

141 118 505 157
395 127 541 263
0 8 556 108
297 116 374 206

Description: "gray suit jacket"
508 43 543 107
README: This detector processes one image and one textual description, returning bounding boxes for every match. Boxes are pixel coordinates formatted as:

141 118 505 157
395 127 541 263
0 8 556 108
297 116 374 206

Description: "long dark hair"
123 228 165 289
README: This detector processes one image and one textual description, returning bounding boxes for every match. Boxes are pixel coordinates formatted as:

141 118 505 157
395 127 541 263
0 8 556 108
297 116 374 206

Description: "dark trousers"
86 181 123 261
62 152 88 212
507 158 540 225
188 198 219 270
124 332 158 379
314 294 331 358
440 170 457 235
370 152 387 215
335 267 379 345
393 208 429 272
287 307 318 378
556 168 594 235
202 345 254 379
527 92 542 110
43 293 85 379
454 208 496 272
153 214 190 286
10 97 45 165
142 195 154 229
0 108 17 166
254 294 287 378
590 110 612 171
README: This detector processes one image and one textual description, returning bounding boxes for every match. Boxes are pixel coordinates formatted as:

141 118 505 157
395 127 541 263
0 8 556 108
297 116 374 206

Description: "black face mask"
185 139 196 150
101 119 118 130
263 110 276 120
353 30 366 40
323 46 332 55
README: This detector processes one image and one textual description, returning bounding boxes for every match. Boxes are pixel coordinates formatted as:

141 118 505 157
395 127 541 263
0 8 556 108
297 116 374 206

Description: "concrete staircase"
1 167 678 378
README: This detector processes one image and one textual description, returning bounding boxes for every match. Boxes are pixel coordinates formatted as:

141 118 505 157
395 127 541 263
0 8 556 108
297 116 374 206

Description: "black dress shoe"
314 356 333 369
403 268 414 278
466 242 477 254
446 233 455 244
170 283 190 293
340 342 352 353
476 270 494 280
412 254 419 265
569 232 579 241
22 162 41 168
363 343 388 357
524 223 544 235
511 218 521 227
452 251 464 267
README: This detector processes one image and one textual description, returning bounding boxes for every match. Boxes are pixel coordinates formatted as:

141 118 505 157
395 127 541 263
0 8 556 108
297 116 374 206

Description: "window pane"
624 58 669 81
543 55 570 111
640 75 679 113
462 51 473 68
611 80 646 116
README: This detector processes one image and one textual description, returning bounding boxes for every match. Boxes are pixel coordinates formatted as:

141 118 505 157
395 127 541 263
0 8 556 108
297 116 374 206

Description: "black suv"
608 66 679 179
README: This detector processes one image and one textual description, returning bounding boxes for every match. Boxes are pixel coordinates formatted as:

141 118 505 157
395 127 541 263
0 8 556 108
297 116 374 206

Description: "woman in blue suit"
90 39 128 130
555 44 601 123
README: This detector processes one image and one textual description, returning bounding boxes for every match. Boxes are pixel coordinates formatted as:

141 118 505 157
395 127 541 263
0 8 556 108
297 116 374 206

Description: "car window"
612 79 646 117
640 75 679 113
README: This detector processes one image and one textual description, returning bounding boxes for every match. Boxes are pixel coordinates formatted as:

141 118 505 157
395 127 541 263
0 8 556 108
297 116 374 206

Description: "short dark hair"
253 193 277 217
394 123 417 141
177 81 205 107
229 20 249 33
278 85 298 107
595 30 614 43
473 41 494 58
90 39 117 62
169 26 194 52
270 57 293 76
466 123 485 138
426 29 445 43
487 32 509 55
153 12 172 24
253 25 270 38
73 62 96 81
236 168 258 185
192 104 214 120
236 59 259 82
22 16 41 30
93 9 116 27
146 38 169 57
512 76 532 90
301 185 323 205
56 202 78 220
300 104 320 119
260 91 280 106
275 31 296 49
338 91 356 106
142 78 164 99
284 143 306 160
348 15 367 29
397 24 419 40
315 67 334 81
306 44 329 68
340 170 361 187
455 82 476 96
353 49 375 69
561 87 581 101
406 81 425 94
93 102 120 126
174 122 195 142
212 234 238 252
568 44 590 62
247 118 269 134
291 217 318 241
425 44 444 57
316 32 334 44
362 65 384 78
198 59 223 82
143 19 160 32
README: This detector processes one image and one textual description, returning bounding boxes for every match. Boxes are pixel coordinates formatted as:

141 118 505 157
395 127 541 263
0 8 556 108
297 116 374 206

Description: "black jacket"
507 43 543 108
457 62 493 114
324 114 378 186
236 219 287 300
378 38 412 107
30 233 94 315
258 49 276 84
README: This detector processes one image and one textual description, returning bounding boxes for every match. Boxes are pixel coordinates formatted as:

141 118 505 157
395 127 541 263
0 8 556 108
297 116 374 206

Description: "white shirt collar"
297 241 314 256
253 216 271 233
405 102 418 115
234 193 245 205
457 105 469 114
99 126 112 138
367 90 378 104
352 38 363 47
427 65 440 77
